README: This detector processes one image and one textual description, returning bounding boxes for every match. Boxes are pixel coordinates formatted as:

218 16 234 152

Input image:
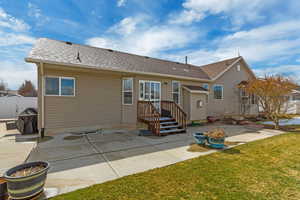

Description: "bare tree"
18 80 37 97
240 75 297 129
0 79 7 91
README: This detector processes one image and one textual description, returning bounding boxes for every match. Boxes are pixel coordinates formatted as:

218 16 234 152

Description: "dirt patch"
38 136 53 143
187 141 242 152
225 141 242 146
63 135 83 140
10 165 45 177
187 143 211 152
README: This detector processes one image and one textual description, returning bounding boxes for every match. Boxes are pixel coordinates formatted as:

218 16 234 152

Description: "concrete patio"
26 124 284 197
0 122 36 176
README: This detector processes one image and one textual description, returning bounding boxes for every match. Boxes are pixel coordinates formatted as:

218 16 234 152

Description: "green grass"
51 133 300 200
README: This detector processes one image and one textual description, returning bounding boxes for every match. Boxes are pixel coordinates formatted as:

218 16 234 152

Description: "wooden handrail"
137 101 161 136
161 100 187 130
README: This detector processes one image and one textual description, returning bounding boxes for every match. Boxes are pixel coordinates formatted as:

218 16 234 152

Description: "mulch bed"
10 165 45 177
187 141 242 152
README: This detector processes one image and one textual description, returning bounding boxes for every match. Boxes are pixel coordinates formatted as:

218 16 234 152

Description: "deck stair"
137 101 187 136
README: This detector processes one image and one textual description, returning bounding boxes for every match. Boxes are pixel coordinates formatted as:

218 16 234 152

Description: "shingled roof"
25 38 243 81
200 57 241 79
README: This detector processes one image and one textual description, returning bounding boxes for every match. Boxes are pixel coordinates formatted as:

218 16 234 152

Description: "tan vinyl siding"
207 61 258 116
182 89 191 119
190 93 207 120
43 64 122 133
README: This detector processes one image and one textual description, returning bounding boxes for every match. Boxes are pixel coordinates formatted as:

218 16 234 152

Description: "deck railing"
137 101 161 136
161 100 187 130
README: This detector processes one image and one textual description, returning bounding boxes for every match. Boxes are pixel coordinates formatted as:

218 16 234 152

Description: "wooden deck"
137 101 187 136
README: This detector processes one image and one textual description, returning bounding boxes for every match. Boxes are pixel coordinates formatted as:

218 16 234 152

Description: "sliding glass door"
139 80 161 111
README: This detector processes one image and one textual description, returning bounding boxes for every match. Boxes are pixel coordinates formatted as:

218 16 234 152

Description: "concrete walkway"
26 125 284 197
0 122 36 176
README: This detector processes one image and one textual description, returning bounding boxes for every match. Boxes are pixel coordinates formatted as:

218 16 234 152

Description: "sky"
0 0 300 89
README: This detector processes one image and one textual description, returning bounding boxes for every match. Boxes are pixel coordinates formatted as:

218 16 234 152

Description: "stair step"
159 117 175 122
160 125 180 129
160 128 186 134
160 121 178 125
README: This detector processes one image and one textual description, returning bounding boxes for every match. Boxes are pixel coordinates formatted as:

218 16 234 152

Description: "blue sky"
1 0 300 89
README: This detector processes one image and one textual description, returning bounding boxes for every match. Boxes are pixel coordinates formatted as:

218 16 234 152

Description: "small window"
123 78 133 105
45 77 59 95
237 64 241 71
61 78 75 96
213 85 223 99
172 81 180 104
45 77 75 96
202 84 209 90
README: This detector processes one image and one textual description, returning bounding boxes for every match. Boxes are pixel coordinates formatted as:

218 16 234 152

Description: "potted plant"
204 128 225 149
4 161 50 200
0 176 8 199
193 132 207 145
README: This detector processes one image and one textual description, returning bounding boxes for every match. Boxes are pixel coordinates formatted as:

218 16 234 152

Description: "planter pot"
0 177 8 199
4 161 49 200
193 133 207 145
207 137 225 149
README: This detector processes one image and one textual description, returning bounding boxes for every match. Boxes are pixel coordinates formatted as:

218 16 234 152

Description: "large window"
45 77 75 96
213 85 223 99
122 78 133 105
172 81 180 104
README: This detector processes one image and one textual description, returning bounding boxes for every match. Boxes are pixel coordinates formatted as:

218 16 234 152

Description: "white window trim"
213 84 224 100
122 77 133 105
44 76 76 97
172 80 181 104
139 80 161 102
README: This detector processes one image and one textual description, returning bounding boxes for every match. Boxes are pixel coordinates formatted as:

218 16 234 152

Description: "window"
172 81 180 104
213 85 223 99
122 78 133 105
237 64 241 71
45 77 75 96
202 84 209 90
61 78 75 96
45 77 59 95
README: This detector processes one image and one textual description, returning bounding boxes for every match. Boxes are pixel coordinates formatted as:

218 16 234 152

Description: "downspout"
40 62 45 138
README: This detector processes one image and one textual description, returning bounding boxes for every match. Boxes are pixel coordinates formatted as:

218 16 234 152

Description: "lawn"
51 133 300 200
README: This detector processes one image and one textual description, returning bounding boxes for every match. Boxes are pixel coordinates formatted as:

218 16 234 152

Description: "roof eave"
182 86 209 94
25 57 212 82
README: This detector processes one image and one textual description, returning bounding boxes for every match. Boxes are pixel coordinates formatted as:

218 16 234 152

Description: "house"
25 38 258 136
284 87 300 114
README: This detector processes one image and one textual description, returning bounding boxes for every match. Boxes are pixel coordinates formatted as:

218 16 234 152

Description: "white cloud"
0 7 36 89
169 0 273 26
86 15 199 56
108 16 142 35
0 31 35 46
117 0 126 7
164 20 300 66
0 61 37 89
85 37 118 49
0 7 30 31
253 65 300 83
87 26 197 56
28 3 42 19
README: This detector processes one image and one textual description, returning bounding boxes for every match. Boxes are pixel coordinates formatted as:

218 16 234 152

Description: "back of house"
26 38 258 136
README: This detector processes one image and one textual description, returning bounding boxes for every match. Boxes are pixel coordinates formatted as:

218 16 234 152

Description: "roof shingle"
26 38 242 81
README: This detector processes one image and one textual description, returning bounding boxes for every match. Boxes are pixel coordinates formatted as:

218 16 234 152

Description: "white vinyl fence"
0 96 37 119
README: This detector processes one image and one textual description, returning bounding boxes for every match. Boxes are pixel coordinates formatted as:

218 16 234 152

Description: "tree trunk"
274 118 280 130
